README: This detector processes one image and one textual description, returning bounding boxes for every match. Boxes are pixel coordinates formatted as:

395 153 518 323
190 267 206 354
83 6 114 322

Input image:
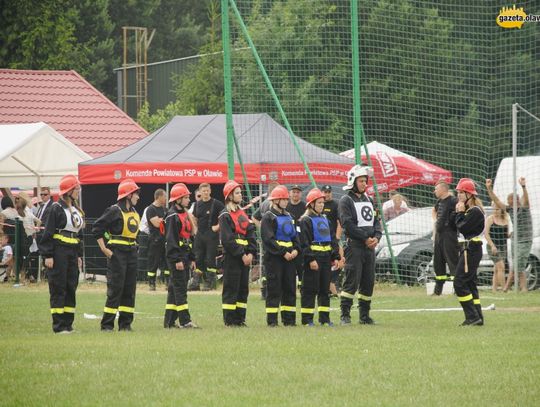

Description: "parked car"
376 206 540 289
375 207 434 285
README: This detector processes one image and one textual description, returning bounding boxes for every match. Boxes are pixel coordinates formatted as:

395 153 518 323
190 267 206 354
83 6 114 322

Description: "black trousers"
194 231 219 278
48 244 79 333
294 252 304 284
264 253 296 326
301 256 331 324
101 246 138 330
454 244 483 321
222 254 249 326
340 242 375 318
164 257 192 327
433 232 459 283
147 235 168 283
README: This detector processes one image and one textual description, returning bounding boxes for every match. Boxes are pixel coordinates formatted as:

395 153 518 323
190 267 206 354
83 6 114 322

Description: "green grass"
0 282 539 407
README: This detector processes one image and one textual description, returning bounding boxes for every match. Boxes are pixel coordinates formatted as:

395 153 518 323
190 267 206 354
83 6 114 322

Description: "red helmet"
117 179 140 200
455 178 478 196
169 183 190 202
223 180 241 200
305 188 325 207
59 174 79 195
268 185 289 200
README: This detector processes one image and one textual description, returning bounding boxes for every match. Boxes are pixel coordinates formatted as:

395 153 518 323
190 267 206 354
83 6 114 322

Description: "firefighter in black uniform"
93 179 141 332
299 188 340 326
190 183 224 291
453 178 485 326
432 180 459 295
287 185 305 289
164 183 199 329
218 180 257 326
261 185 301 327
145 189 169 290
39 175 84 334
338 165 382 325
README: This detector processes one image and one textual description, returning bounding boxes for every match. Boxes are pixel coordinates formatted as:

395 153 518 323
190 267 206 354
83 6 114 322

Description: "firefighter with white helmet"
453 178 485 326
218 180 257 326
163 183 199 329
260 185 301 326
93 179 141 331
299 188 340 326
39 174 84 333
338 165 382 325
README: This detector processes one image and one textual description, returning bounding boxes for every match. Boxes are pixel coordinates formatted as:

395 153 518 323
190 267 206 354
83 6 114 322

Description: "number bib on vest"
229 209 250 236
61 205 84 233
275 214 296 241
177 212 193 240
120 210 140 239
354 201 374 227
310 216 331 243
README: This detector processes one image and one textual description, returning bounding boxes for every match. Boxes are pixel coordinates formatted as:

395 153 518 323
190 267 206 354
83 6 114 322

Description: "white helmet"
343 165 373 191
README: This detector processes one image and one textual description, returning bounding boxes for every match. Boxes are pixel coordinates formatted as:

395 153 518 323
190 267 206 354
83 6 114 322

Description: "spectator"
0 197 18 263
17 192 41 282
382 190 409 213
485 206 511 293
30 187 53 280
188 188 201 214
383 193 410 221
0 234 13 282
486 177 532 292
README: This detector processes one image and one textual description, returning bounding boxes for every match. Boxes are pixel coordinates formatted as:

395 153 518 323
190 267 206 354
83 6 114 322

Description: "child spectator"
0 234 13 282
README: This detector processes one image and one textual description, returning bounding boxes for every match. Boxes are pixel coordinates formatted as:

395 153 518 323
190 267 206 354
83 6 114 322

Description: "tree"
137 0 223 131
0 0 115 95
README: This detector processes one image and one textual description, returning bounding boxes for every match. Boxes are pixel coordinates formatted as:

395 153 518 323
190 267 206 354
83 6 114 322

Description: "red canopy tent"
79 114 353 185
340 141 452 193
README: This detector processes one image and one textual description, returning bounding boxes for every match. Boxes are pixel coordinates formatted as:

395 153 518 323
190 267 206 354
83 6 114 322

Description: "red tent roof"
0 69 148 157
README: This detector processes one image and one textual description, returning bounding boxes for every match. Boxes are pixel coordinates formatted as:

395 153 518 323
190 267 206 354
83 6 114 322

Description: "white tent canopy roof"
0 122 91 188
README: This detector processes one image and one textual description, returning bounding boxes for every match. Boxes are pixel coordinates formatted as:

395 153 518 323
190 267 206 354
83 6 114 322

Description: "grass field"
0 282 538 407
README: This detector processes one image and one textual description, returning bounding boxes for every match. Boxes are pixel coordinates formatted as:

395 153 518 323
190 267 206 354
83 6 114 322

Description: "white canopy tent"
0 122 91 188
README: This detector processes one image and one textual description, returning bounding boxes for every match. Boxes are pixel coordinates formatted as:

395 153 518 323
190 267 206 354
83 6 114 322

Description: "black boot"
432 281 444 296
475 304 484 326
359 301 375 325
460 300 482 326
340 304 351 325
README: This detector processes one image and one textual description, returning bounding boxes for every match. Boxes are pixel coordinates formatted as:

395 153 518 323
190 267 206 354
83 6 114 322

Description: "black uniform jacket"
165 205 195 265
455 206 485 240
39 200 84 258
338 191 382 244
299 213 340 264
218 208 257 258
92 202 139 250
260 206 301 257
